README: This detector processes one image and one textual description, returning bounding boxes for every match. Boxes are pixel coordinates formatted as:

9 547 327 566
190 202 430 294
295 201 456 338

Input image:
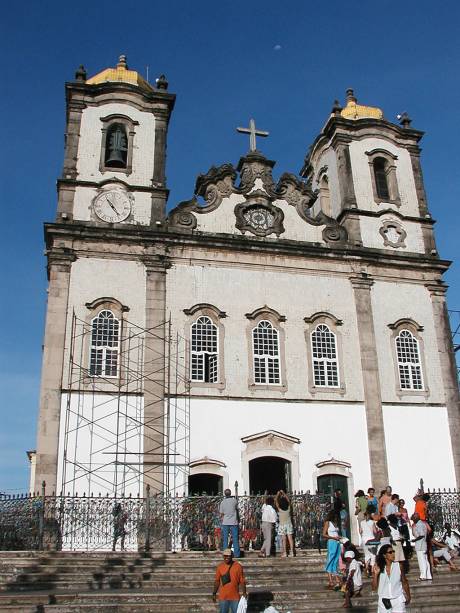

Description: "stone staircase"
0 550 459 612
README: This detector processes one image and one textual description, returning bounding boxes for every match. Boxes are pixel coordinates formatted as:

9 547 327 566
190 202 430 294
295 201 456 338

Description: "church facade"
33 57 460 514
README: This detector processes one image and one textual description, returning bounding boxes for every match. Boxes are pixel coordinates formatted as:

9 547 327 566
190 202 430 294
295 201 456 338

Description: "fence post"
38 480 46 550
145 484 151 552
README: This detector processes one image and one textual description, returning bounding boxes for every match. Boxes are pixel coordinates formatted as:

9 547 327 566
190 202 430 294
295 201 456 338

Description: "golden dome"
86 55 154 92
340 88 383 120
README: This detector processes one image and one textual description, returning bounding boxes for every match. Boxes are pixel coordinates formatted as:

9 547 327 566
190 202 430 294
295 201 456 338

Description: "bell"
106 125 127 167
106 148 126 166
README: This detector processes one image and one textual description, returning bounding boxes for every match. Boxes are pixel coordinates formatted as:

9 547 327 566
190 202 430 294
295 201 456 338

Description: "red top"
215 561 245 601
415 499 427 521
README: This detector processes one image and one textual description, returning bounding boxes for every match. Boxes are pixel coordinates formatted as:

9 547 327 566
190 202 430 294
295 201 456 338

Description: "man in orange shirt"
212 549 247 613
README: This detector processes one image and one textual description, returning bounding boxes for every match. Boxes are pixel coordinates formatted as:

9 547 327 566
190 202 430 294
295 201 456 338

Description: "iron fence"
0 488 330 552
426 488 460 539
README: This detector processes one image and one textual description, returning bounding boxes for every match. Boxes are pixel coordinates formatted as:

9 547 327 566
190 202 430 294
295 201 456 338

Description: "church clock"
93 190 132 223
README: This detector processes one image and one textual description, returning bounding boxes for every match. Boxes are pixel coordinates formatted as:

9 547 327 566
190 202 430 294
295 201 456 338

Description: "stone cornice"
43 222 452 275
337 207 435 225
349 274 374 289
57 178 169 196
65 80 176 113
46 247 77 271
140 254 171 273
425 281 448 296
302 116 425 176
183 303 227 318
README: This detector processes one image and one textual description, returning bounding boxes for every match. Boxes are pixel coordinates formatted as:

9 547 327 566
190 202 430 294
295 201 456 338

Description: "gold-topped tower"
340 88 383 120
86 55 154 92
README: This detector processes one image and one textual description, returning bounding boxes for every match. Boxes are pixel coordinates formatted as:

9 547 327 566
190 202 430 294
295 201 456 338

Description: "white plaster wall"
383 404 456 506
62 257 147 383
167 262 363 400
371 281 444 404
76 103 155 185
72 185 152 225
349 139 420 216
57 393 144 496
359 215 425 253
193 193 326 243
189 398 371 494
311 146 341 218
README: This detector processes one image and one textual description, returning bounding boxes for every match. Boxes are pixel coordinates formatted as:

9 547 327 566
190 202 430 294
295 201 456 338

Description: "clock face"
94 190 132 223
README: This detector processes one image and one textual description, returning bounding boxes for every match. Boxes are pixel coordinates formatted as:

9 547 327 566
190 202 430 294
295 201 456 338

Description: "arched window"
311 324 339 387
373 157 390 200
191 316 218 383
319 175 331 217
89 310 120 377
395 329 423 390
252 320 280 384
104 123 128 168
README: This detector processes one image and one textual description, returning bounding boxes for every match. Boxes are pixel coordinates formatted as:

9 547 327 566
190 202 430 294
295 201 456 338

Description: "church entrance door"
317 473 350 536
188 473 223 495
249 456 291 494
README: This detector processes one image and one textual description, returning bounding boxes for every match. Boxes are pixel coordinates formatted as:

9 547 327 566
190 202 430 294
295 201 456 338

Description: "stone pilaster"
426 282 460 487
142 254 170 494
332 135 357 210
151 109 170 222
407 144 438 255
62 99 85 181
350 275 389 490
34 248 76 493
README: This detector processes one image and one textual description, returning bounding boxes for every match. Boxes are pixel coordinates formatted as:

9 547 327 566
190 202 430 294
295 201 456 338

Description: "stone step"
3 572 458 594
1 592 460 613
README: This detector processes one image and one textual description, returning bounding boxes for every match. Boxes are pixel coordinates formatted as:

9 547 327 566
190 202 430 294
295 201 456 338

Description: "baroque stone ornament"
235 202 284 237
379 220 407 248
167 150 349 245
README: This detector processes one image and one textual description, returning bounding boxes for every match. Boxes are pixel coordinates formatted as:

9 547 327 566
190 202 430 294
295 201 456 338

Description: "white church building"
33 56 460 516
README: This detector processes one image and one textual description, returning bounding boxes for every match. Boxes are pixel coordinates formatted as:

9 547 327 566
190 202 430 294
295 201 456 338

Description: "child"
343 550 363 609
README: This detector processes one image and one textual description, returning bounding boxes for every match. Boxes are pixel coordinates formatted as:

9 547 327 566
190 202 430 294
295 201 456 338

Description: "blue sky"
1 1 459 491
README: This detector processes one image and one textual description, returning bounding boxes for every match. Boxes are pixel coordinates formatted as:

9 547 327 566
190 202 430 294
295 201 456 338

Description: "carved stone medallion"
235 202 284 237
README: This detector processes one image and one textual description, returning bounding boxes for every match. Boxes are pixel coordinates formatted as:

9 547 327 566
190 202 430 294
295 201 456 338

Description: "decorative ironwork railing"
0 488 330 552
426 488 460 539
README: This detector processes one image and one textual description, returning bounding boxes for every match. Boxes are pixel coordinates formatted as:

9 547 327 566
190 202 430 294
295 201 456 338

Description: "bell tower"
34 57 175 494
57 55 175 226
302 89 437 255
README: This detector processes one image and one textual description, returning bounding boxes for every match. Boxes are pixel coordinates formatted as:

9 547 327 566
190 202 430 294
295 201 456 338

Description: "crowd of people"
322 485 460 611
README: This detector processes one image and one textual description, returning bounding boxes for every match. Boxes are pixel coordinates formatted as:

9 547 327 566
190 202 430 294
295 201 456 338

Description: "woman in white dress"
360 509 378 576
372 544 411 613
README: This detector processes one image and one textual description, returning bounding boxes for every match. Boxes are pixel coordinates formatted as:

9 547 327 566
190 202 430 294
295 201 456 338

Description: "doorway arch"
188 473 223 495
249 456 291 494
241 430 300 493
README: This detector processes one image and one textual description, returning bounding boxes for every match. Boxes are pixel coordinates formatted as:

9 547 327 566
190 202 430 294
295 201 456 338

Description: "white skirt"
377 594 406 613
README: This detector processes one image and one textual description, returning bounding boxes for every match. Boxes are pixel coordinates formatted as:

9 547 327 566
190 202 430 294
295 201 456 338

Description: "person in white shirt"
372 544 411 613
384 494 400 518
360 510 378 576
343 550 363 609
443 523 460 557
259 496 278 557
411 512 432 580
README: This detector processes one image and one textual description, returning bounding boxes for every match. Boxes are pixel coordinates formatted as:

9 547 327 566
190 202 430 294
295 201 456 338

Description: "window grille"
396 329 423 390
311 324 339 387
191 316 218 383
89 310 120 377
252 320 280 384
373 157 390 200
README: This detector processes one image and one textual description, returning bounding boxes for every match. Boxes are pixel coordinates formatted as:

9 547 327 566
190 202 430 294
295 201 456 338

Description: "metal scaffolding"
59 312 190 497
449 309 460 381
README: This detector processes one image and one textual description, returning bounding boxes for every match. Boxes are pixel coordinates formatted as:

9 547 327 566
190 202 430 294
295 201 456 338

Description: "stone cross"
237 118 269 152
